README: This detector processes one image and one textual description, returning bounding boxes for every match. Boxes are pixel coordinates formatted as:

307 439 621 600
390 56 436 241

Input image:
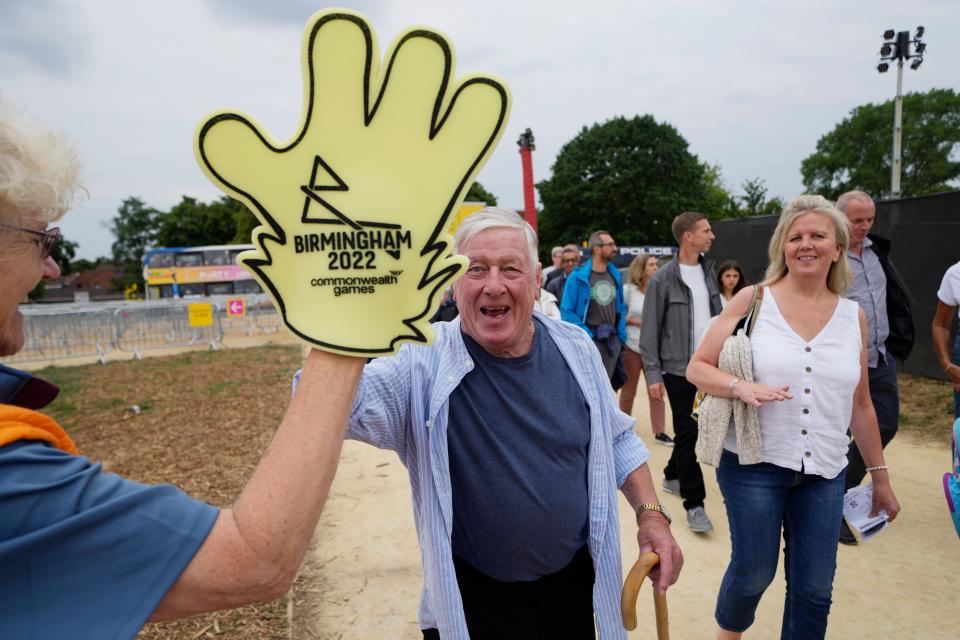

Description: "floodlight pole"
892 59 904 198
878 27 924 199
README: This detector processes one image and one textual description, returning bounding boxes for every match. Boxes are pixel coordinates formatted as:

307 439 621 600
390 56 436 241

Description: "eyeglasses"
0 223 61 259
561 258 579 264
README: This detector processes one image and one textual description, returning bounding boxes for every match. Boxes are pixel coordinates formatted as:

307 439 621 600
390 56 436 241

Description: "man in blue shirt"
333 208 683 639
560 230 628 382
0 353 361 639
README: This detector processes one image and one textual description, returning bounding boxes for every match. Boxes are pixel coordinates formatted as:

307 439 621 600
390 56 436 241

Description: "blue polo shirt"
0 440 218 639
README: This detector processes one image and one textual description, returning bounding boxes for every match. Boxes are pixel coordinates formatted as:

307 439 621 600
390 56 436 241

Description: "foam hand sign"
195 9 510 355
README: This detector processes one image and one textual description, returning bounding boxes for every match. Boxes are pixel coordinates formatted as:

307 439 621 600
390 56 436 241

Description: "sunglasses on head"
1 223 62 259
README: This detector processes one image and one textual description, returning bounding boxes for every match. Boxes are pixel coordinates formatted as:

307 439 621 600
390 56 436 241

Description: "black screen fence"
710 190 960 381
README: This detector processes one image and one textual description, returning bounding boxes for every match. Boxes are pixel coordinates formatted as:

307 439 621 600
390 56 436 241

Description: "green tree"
154 195 249 248
536 115 721 249
69 256 109 273
108 197 159 293
701 163 741 219
230 198 259 244
464 181 498 206
51 237 79 274
738 177 785 217
801 88 960 200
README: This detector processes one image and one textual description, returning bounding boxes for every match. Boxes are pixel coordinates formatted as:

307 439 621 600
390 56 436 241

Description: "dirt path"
297 390 960 639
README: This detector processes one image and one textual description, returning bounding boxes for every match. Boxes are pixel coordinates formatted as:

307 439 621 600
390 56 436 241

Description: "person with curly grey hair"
687 195 901 639
0 107 363 638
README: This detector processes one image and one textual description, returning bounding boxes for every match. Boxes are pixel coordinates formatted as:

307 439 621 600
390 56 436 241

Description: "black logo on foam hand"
296 155 412 266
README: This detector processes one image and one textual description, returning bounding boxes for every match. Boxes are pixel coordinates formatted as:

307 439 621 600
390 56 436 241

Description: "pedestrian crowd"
2 103 958 640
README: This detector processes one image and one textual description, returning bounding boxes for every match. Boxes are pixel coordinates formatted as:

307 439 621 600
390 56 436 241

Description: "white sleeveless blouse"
724 289 861 479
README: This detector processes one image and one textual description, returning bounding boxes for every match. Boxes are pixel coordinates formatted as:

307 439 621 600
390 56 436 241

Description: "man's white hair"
452 206 539 274
550 246 564 257
835 190 874 214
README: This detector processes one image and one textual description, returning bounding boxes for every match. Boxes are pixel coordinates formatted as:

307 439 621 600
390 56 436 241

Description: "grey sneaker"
661 478 680 495
686 506 713 533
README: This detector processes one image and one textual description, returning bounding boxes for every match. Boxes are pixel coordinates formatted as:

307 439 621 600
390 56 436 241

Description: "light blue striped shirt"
341 313 649 639
847 236 889 367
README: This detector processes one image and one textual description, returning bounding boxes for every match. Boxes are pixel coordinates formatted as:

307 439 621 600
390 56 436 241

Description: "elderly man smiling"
314 207 683 639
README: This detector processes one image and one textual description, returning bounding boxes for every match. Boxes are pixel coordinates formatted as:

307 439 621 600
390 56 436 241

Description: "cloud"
201 0 390 26
0 1 90 75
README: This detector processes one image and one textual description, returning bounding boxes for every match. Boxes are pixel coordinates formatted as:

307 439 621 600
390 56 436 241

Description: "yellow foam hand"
195 9 510 355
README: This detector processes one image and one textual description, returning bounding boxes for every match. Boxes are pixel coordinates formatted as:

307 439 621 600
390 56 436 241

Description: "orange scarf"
0 404 78 455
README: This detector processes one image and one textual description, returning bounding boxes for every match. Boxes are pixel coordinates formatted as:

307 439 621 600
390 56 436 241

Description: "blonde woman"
687 195 900 639
620 254 671 445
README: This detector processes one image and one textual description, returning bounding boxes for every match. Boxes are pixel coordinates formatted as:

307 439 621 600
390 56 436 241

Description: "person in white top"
619 253 671 445
716 260 748 310
534 286 561 319
933 260 960 418
687 195 900 640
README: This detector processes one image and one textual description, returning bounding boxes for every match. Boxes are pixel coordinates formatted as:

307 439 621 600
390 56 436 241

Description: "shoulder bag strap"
744 285 764 337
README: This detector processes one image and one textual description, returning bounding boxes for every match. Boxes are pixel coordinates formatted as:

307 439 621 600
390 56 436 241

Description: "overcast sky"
3 0 956 259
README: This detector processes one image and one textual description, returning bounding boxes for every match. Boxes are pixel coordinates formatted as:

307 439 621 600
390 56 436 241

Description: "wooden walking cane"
620 552 669 639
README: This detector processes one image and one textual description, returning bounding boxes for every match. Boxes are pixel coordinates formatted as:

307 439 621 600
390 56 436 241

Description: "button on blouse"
724 289 861 478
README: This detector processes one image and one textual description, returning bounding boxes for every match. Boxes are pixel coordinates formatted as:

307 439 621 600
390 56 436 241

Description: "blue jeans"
715 451 845 639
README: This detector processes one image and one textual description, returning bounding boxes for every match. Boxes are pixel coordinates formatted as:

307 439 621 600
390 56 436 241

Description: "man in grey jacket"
836 190 914 545
640 212 722 533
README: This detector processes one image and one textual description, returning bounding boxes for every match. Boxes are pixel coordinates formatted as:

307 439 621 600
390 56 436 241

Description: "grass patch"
897 372 955 444
91 396 125 412
192 380 234 397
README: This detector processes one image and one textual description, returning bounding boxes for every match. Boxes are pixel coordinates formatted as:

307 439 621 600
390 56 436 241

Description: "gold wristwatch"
635 502 672 526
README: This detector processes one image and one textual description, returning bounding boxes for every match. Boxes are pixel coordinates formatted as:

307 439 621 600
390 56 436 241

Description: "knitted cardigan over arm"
694 330 763 467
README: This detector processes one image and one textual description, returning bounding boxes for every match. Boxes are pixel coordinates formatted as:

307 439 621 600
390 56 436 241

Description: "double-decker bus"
142 244 263 300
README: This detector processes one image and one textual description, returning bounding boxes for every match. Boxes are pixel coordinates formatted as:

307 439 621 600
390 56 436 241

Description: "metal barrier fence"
113 305 223 359
2 295 282 366
6 309 116 365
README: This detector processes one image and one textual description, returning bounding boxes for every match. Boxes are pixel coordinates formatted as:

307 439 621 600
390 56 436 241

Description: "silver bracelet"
728 377 740 396
865 464 889 473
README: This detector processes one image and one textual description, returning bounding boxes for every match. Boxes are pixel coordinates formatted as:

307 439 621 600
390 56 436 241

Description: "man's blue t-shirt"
448 317 591 582
0 440 218 639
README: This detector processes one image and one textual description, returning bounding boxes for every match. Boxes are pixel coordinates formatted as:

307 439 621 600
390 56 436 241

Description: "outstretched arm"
150 350 364 620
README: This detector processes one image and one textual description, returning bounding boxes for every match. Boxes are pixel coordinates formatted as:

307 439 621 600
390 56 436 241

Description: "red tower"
517 128 537 232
